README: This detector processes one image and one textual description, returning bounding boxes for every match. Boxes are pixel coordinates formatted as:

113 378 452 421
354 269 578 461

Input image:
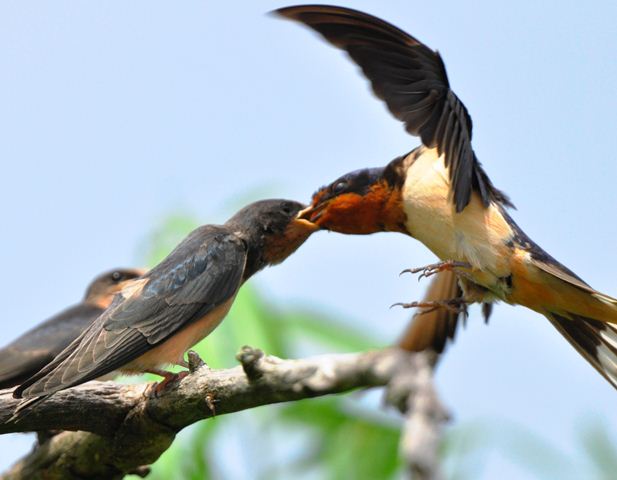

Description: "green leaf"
278 398 402 479
271 308 381 353
138 213 200 267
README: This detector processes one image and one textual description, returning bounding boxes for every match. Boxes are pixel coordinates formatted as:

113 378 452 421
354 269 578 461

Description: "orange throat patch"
263 218 318 265
313 181 406 234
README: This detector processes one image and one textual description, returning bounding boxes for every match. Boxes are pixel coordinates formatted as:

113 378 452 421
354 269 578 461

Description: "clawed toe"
392 298 468 316
400 260 471 281
148 370 190 398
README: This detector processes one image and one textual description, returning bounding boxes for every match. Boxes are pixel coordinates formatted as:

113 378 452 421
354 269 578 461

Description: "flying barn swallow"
12 200 316 409
276 6 617 388
0 268 144 390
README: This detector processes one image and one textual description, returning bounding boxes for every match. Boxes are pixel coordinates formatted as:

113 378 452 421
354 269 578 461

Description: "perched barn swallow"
13 199 316 406
277 6 617 387
0 268 144 389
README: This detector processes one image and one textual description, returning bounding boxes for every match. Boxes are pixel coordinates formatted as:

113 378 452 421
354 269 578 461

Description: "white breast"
401 148 512 279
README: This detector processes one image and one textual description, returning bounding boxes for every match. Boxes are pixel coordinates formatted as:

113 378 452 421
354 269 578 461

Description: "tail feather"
530 258 617 324
524 247 617 388
547 312 617 389
599 328 617 351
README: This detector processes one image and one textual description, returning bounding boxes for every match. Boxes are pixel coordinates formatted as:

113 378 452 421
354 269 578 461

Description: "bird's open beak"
296 200 330 225
292 215 320 232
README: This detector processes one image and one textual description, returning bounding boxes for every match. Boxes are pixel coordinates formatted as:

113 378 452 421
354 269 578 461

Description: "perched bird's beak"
293 214 321 230
296 188 332 226
297 204 321 224
115 268 148 286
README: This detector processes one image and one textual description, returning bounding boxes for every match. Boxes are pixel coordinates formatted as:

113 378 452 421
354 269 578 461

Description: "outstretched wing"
15 227 246 398
276 5 511 211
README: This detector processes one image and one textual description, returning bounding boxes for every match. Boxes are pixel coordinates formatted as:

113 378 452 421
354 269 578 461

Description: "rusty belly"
121 297 235 373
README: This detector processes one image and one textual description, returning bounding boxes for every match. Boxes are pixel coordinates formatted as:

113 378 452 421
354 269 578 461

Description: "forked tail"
547 312 617 389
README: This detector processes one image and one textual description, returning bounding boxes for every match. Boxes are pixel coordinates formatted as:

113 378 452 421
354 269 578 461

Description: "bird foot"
148 370 189 398
391 298 469 317
400 260 471 281
176 350 207 373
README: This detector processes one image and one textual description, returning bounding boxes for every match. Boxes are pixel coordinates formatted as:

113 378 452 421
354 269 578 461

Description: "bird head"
298 165 407 235
227 199 319 273
84 268 147 307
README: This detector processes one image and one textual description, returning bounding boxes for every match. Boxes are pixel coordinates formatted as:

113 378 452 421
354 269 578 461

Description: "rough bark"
0 347 448 479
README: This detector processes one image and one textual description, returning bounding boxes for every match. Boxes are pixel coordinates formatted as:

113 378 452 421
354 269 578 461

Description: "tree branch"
0 347 449 479
388 353 450 480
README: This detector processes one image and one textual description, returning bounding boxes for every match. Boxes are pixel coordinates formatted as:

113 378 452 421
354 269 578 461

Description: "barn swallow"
0 268 144 390
276 5 617 388
13 199 316 407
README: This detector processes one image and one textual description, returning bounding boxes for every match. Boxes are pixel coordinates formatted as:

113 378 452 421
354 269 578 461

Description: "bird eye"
111 271 122 282
332 180 348 194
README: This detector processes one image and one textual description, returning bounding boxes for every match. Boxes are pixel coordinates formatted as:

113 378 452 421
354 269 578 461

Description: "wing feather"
276 5 511 211
0 303 102 389
15 227 246 398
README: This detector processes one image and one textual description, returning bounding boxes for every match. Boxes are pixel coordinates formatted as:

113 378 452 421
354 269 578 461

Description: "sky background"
1 1 616 478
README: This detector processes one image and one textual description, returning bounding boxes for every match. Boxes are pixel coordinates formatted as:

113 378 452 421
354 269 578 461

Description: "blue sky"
1 1 616 477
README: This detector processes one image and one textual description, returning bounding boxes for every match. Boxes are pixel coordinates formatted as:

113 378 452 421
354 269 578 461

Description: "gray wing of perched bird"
14 227 246 398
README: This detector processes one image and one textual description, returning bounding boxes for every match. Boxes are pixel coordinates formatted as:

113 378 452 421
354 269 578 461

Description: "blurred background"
1 1 616 478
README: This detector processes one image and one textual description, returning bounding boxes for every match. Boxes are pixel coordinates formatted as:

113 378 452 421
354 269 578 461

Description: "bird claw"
391 298 469 317
149 371 189 398
147 352 207 398
400 260 471 281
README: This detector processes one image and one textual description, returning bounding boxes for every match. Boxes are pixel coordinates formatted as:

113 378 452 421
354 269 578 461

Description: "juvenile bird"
13 199 316 406
0 268 144 389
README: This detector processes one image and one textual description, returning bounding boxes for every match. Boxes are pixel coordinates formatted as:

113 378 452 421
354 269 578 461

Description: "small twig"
187 350 206 373
236 345 266 381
